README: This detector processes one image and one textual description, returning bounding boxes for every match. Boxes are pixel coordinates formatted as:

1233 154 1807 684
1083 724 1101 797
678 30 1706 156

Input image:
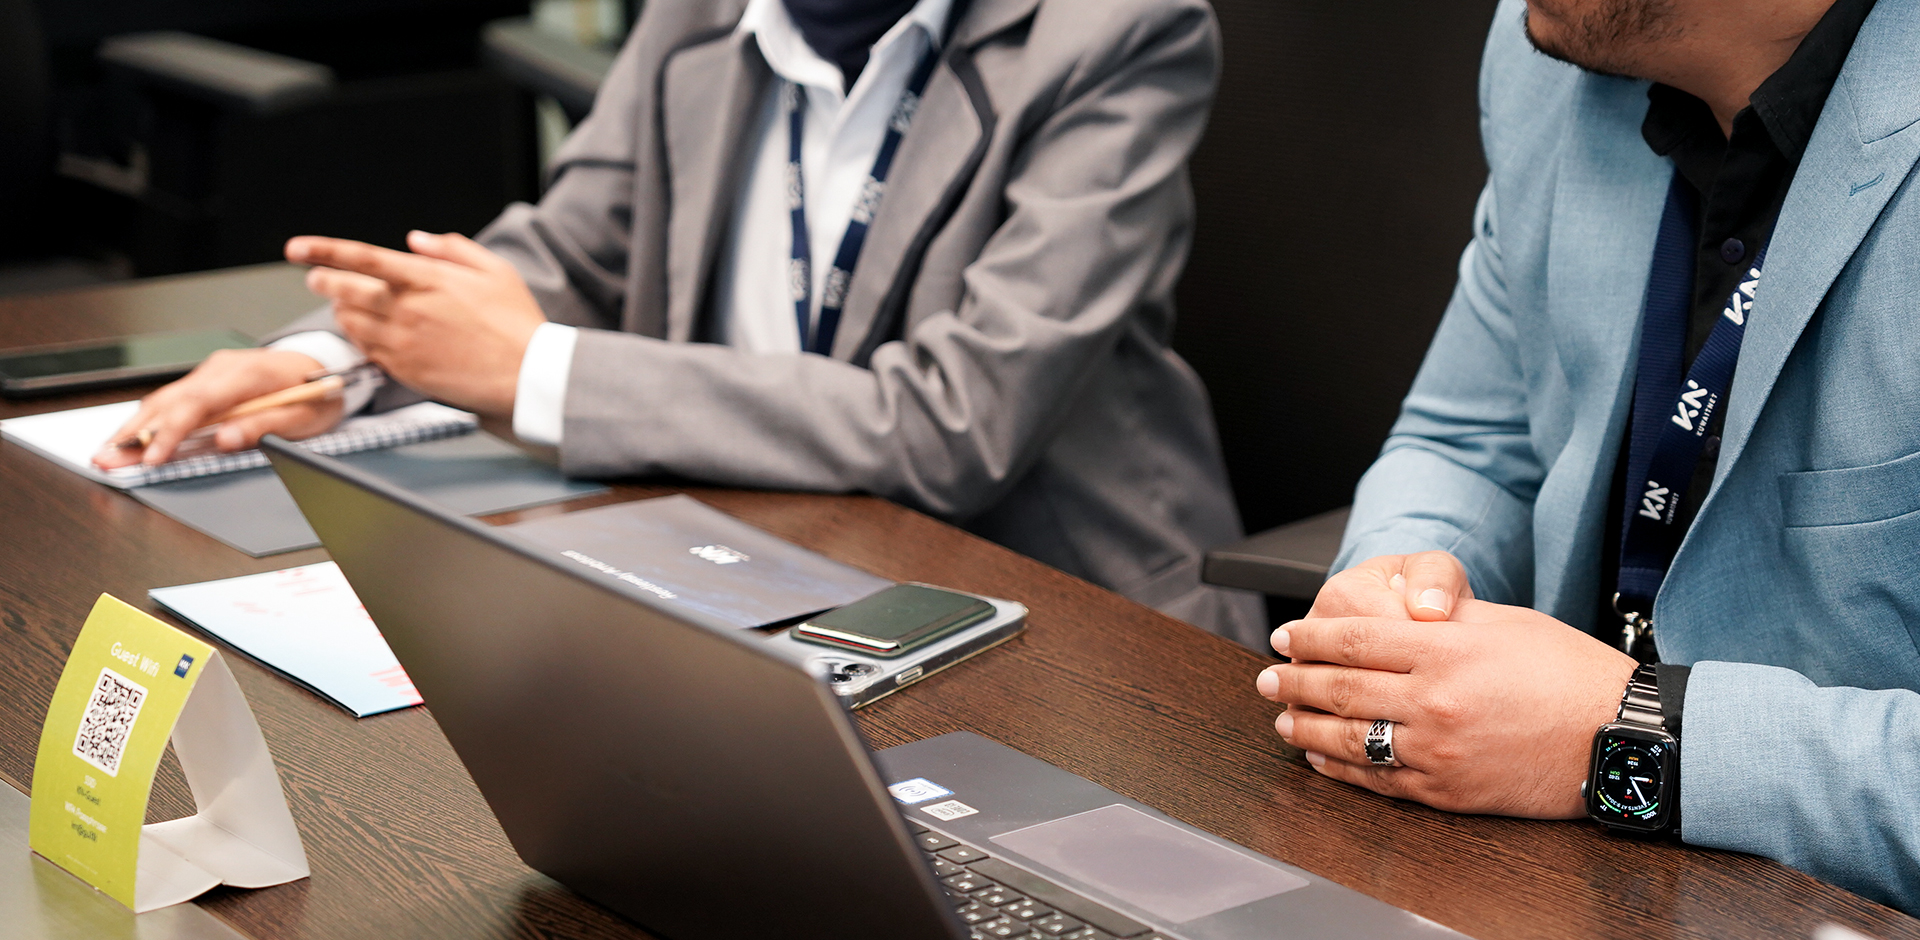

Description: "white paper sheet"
150 564 421 718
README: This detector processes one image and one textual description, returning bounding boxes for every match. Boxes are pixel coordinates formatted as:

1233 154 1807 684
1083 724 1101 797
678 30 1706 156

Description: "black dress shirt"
1596 0 1878 675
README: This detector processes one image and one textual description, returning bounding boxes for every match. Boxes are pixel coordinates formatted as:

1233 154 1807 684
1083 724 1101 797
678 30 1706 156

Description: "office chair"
1175 0 1501 606
482 17 618 125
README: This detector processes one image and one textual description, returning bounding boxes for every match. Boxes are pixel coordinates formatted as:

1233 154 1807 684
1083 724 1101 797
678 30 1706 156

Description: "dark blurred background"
0 0 642 292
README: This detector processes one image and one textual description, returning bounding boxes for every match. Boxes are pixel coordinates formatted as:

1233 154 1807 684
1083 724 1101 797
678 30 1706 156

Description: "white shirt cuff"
268 330 377 415
512 322 578 448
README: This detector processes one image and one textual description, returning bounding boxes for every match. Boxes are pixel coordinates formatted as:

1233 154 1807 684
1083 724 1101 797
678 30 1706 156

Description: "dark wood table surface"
2 266 1916 940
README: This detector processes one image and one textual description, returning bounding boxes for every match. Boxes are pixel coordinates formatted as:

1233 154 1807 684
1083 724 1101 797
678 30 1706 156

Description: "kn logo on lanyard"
785 49 940 356
1662 269 1759 436
1614 174 1767 656
1639 262 1763 523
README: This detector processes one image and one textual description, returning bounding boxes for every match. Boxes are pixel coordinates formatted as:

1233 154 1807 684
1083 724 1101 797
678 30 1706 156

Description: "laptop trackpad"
990 804 1307 925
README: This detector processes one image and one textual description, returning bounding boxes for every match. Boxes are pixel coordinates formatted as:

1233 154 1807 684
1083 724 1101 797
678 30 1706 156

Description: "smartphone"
793 582 996 657
767 594 1028 708
0 329 254 398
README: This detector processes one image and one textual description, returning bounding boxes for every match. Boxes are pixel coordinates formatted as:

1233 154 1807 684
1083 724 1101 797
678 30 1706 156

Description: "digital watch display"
1585 664 1678 834
1586 726 1675 830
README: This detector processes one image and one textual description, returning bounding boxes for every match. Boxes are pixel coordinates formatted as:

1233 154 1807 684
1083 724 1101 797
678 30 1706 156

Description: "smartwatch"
1583 663 1679 834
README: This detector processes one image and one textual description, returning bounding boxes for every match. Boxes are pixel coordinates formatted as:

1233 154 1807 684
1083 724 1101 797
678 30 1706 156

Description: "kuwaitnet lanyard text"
1614 174 1767 656
786 49 939 356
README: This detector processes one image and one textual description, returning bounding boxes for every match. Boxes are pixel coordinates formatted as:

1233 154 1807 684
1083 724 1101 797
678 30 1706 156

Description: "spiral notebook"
0 399 479 489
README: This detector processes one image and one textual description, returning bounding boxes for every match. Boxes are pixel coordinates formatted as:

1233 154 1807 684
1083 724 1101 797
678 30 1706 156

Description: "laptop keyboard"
908 820 1174 940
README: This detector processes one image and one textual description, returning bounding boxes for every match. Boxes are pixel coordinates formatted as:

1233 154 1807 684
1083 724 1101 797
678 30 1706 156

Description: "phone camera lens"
825 661 877 685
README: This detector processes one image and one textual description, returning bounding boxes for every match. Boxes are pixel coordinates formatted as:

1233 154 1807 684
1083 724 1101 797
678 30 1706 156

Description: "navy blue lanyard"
1615 174 1766 634
785 49 939 356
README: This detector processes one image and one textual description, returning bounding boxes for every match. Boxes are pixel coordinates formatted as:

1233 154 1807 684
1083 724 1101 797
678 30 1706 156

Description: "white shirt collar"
737 0 955 97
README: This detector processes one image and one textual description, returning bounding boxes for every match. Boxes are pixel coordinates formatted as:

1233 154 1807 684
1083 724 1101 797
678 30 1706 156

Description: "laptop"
261 436 1468 940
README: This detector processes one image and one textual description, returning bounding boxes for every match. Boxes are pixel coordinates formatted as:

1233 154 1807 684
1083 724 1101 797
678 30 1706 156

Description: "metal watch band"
1615 663 1666 731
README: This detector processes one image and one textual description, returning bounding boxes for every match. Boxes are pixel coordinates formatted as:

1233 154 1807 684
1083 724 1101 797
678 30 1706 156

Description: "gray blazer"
293 0 1264 645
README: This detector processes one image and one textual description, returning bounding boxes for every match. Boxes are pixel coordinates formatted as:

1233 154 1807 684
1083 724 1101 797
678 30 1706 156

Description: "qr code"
72 667 148 777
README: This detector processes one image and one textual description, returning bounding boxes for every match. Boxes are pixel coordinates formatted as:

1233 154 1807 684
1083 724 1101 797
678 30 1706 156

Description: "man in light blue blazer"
1253 0 1920 913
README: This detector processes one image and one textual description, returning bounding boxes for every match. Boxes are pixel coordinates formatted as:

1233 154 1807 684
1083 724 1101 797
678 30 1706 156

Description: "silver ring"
1364 719 1399 766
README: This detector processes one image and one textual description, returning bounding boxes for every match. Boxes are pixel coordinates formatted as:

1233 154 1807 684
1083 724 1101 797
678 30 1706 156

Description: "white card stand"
129 653 308 913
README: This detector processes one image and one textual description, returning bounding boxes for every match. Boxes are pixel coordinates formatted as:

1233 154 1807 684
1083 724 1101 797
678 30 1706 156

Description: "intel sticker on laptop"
887 778 952 804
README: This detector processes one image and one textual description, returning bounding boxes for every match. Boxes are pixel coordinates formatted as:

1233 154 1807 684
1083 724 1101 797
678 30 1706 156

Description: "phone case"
761 594 1027 709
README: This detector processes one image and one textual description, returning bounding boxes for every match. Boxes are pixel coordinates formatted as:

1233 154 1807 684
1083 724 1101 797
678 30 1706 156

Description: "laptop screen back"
262 438 962 940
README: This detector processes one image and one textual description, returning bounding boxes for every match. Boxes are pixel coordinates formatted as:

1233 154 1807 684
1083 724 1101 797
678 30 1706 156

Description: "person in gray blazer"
98 0 1267 645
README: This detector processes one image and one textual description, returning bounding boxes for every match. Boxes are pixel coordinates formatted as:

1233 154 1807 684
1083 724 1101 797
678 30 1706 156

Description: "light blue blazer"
1338 0 1920 912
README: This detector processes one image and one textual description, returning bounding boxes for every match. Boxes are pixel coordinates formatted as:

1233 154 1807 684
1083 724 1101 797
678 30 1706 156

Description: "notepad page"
0 400 479 489
0 399 138 485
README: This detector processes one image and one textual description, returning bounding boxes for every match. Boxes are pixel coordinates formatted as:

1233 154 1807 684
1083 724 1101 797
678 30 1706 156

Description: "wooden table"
1 267 1916 940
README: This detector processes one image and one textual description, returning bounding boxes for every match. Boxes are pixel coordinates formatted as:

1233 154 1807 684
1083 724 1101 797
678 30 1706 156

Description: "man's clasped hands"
1255 551 1639 819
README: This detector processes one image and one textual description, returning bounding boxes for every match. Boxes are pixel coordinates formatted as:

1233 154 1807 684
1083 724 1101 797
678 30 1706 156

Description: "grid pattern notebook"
1 400 479 489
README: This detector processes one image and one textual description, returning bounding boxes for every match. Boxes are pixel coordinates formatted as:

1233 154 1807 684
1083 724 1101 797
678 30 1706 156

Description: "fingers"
211 399 346 451
89 348 323 467
1311 552 1478 624
1272 617 1427 672
136 416 206 467
1307 556 1410 621
1399 551 1474 621
96 383 220 467
1276 707 1410 769
406 230 508 272
1301 751 1419 801
92 448 145 470
334 305 390 354
1256 660 1409 720
1262 675 1427 805
94 399 168 469
306 266 396 315
286 236 441 288
104 399 158 446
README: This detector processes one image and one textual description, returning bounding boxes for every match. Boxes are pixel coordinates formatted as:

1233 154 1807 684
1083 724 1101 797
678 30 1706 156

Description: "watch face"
1589 730 1674 828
